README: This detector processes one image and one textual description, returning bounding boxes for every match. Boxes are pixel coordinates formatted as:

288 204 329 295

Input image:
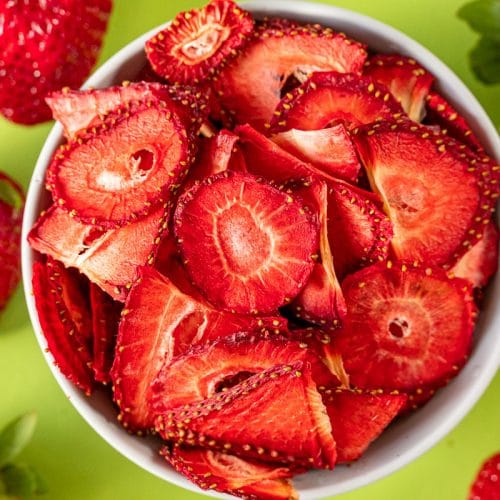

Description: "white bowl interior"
21 1 500 499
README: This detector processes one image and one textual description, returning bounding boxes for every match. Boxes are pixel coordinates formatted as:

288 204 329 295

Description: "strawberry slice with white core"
214 26 367 130
353 120 495 266
155 361 337 469
111 267 289 430
174 171 319 314
145 0 254 84
28 204 169 301
270 125 361 182
270 71 403 133
150 332 338 416
161 447 298 500
363 54 434 122
48 101 192 227
333 263 476 392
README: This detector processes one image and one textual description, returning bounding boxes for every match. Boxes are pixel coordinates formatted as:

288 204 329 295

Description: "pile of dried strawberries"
28 0 499 498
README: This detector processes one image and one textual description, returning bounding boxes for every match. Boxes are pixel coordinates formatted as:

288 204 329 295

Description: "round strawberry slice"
174 171 319 314
145 0 254 84
48 102 192 227
333 263 476 392
270 71 403 133
469 453 500 500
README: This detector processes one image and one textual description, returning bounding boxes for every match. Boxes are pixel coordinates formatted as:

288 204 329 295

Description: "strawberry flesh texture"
469 453 500 500
48 101 191 228
32 259 93 395
28 204 169 301
150 332 338 416
111 267 289 431
353 120 495 267
333 263 476 392
214 27 367 131
269 71 402 133
145 0 254 85
174 171 319 314
0 0 112 125
0 173 24 312
322 389 407 462
155 361 337 469
90 283 122 384
363 54 434 122
161 447 298 500
270 125 361 183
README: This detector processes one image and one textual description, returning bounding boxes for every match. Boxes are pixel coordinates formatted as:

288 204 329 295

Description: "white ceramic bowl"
21 1 500 498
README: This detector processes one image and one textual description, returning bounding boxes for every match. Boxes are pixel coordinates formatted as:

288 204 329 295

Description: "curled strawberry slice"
270 71 403 133
47 101 193 227
214 26 367 130
145 0 254 84
333 263 476 392
0 172 24 312
363 54 434 122
161 447 298 500
353 120 498 266
155 361 337 469
174 171 319 314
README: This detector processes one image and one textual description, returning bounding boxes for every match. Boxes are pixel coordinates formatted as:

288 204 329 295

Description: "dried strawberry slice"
90 284 122 384
352 120 497 266
32 259 93 395
332 263 476 392
468 452 500 500
47 101 192 227
0 172 24 311
270 124 361 182
363 54 434 122
28 204 169 301
111 267 289 430
155 361 337 469
269 71 403 133
145 0 254 84
322 388 407 462
150 332 338 416
161 446 298 500
174 171 319 314
425 92 483 151
214 26 367 130
452 221 499 289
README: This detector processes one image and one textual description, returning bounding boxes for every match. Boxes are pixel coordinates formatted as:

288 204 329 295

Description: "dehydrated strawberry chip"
214 26 367 130
333 263 476 392
0 172 24 312
47 101 192 227
425 92 483 151
352 120 497 267
269 71 403 133
155 361 337 469
145 0 254 84
111 267 289 430
469 452 500 500
363 54 434 122
322 388 407 462
161 446 298 500
32 259 93 395
150 332 338 416
28 204 169 301
174 171 319 314
270 124 361 182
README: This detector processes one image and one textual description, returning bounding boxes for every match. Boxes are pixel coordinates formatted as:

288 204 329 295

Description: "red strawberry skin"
0 0 112 124
469 453 500 500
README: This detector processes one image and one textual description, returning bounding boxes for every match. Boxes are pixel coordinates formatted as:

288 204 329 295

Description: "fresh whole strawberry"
0 0 112 125
469 452 500 500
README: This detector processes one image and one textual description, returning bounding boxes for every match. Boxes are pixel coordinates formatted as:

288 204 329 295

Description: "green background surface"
0 0 499 499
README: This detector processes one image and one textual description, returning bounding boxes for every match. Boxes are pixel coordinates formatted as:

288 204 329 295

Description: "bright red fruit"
0 0 112 124
469 452 500 500
174 171 319 314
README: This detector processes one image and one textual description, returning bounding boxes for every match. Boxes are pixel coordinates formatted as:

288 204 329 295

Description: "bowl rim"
21 1 500 499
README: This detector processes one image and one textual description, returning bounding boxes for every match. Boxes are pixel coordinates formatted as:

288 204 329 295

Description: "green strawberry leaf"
470 37 500 83
0 463 46 496
0 413 37 468
458 0 500 41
